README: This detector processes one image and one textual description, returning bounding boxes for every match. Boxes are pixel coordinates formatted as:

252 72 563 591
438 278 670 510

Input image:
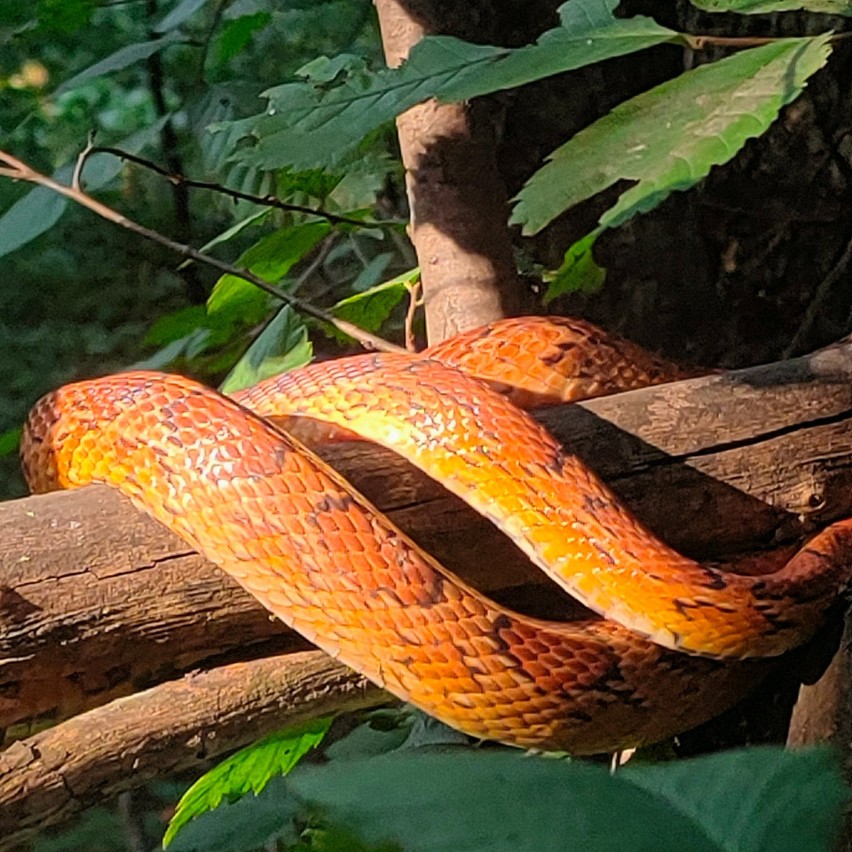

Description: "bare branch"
81 145 403 230
0 652 386 850
0 149 405 354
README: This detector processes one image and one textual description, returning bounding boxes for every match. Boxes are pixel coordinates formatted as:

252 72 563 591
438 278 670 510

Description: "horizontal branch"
2 342 852 842
3 342 852 732
0 651 385 850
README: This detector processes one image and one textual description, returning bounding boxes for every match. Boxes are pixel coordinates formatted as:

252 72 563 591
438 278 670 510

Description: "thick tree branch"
0 652 385 850
4 343 852 733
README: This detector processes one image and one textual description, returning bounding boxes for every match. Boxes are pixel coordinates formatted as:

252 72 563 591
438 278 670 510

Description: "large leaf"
691 0 852 12
513 36 832 237
218 746 842 852
163 717 332 848
219 305 313 393
624 747 846 852
227 0 679 171
57 32 182 93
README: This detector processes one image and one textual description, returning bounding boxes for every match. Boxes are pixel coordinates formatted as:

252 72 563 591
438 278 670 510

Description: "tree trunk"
373 0 522 340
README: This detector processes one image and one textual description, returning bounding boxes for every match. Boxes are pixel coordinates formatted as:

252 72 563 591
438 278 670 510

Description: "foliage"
163 717 332 848
512 35 833 298
1 0 838 485
691 0 852 12
2 1 849 849
164 726 846 852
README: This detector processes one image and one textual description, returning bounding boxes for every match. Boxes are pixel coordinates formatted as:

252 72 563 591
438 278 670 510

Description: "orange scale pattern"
22 316 852 755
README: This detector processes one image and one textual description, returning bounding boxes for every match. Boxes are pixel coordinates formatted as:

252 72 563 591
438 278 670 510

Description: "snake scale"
21 316 852 754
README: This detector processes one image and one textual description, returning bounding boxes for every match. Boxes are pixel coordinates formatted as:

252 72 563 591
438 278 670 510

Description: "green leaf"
0 426 22 458
438 0 680 101
545 231 606 300
691 0 852 12
230 0 678 171
219 305 313 393
624 747 846 852
154 0 208 33
144 306 209 347
331 268 418 334
207 221 331 325
163 716 332 849
164 776 302 852
285 747 844 852
0 182 69 260
58 32 182 93
213 12 272 65
513 36 833 235
131 331 211 371
195 208 270 256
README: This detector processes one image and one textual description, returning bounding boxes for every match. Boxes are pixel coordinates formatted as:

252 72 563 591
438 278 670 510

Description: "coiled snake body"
21 316 852 754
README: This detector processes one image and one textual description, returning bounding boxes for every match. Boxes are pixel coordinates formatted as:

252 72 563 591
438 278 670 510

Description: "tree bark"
4 342 852 735
0 651 385 850
373 0 521 341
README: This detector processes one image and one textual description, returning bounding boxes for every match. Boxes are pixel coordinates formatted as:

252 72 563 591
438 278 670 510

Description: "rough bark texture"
0 651 385 850
5 344 852 738
373 0 521 341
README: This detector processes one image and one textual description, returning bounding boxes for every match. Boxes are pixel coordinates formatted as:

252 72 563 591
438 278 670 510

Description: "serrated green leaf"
164 775 302 852
0 426 22 458
438 0 680 101
163 716 332 849
331 268 418 334
57 32 181 93
545 231 606 300
219 305 313 393
513 36 832 235
691 0 852 12
207 221 331 324
228 0 678 171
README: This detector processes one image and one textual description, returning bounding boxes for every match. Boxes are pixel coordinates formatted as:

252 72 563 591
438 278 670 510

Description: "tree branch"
0 149 405 354
4 343 852 731
81 146 401 230
0 652 385 850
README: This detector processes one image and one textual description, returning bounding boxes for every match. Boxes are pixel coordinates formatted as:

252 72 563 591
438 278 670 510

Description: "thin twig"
405 278 423 352
0 149 405 353
81 145 403 230
684 31 852 51
72 132 96 190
